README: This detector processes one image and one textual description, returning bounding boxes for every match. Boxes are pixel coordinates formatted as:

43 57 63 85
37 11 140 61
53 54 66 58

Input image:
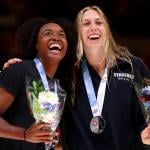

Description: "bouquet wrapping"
26 78 66 131
134 78 150 123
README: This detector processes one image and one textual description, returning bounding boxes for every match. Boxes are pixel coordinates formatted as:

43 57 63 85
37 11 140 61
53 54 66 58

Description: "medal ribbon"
81 59 108 117
34 58 57 93
34 58 59 149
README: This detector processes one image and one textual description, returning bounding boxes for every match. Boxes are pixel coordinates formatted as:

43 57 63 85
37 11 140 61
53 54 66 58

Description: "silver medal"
90 116 105 134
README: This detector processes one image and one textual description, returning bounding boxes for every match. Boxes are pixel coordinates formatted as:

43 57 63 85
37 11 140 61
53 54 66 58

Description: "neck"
94 59 106 78
86 55 106 78
41 60 59 79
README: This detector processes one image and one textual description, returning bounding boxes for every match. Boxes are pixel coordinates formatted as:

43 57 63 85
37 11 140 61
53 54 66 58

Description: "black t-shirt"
0 60 44 150
61 57 150 150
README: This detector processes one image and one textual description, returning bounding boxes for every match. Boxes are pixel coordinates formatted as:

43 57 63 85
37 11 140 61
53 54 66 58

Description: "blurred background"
0 0 150 69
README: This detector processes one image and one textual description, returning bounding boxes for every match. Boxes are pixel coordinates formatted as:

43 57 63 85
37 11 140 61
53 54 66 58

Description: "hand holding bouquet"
26 78 66 149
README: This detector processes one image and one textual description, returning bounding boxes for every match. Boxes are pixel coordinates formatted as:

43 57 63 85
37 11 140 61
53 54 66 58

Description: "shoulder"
131 55 150 78
0 60 34 76
131 55 146 68
10 59 34 69
0 60 34 95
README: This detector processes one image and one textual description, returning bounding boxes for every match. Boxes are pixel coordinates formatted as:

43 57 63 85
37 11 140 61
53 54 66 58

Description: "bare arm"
0 117 25 140
0 87 25 140
0 87 59 143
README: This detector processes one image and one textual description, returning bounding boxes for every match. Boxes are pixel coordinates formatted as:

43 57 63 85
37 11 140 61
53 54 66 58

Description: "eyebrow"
41 28 65 33
82 17 102 21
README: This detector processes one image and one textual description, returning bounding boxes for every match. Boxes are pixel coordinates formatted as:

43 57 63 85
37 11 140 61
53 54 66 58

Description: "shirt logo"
113 73 134 81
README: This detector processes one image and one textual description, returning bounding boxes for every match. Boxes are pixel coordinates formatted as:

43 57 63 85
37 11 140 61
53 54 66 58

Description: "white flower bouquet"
26 78 66 131
134 78 150 123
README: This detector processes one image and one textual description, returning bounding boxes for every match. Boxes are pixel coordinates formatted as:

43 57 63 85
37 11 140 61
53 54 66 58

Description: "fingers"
39 134 59 144
25 122 60 144
3 58 22 70
31 131 59 144
141 124 150 144
147 123 150 128
35 122 51 130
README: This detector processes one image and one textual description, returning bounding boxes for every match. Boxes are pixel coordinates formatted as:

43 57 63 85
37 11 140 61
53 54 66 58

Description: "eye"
59 32 66 38
96 21 103 25
43 31 52 36
82 21 90 26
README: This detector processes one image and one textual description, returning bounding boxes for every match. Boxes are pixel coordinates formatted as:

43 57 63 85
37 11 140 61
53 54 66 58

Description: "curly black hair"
15 17 77 89
15 17 77 60
15 17 49 59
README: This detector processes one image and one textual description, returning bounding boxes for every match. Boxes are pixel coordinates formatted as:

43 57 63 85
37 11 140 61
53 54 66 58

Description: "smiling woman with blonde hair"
62 5 150 150
75 5 132 68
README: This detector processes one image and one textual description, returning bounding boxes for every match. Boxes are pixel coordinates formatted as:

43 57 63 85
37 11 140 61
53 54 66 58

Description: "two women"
2 5 150 150
61 5 150 150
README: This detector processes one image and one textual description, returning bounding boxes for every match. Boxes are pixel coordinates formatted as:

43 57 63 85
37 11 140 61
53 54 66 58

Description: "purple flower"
42 102 57 112
142 86 150 101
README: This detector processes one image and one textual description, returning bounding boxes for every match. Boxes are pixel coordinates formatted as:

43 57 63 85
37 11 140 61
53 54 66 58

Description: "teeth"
88 34 100 39
50 44 61 49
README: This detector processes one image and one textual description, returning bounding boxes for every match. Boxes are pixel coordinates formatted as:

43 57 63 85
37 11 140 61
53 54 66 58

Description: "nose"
51 34 59 41
90 23 97 32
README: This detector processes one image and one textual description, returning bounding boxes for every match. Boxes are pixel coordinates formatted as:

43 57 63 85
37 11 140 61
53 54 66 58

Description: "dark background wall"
0 0 150 69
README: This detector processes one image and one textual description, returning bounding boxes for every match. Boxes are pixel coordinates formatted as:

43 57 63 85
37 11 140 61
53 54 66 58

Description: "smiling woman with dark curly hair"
0 17 76 150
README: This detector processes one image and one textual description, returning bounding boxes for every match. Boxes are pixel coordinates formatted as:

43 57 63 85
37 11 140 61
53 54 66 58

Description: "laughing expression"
81 9 106 54
36 23 68 62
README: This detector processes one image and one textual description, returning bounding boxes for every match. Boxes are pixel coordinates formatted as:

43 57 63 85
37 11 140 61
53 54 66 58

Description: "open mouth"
88 34 100 40
49 43 62 51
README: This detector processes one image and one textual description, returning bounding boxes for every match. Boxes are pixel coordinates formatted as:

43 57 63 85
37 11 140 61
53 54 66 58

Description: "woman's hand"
141 124 150 145
3 58 22 70
25 122 59 144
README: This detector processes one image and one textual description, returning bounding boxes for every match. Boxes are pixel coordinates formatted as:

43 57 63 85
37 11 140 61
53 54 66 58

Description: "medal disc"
90 116 105 134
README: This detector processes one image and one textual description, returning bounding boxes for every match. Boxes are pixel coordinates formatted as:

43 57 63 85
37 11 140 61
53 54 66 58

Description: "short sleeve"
0 62 26 97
